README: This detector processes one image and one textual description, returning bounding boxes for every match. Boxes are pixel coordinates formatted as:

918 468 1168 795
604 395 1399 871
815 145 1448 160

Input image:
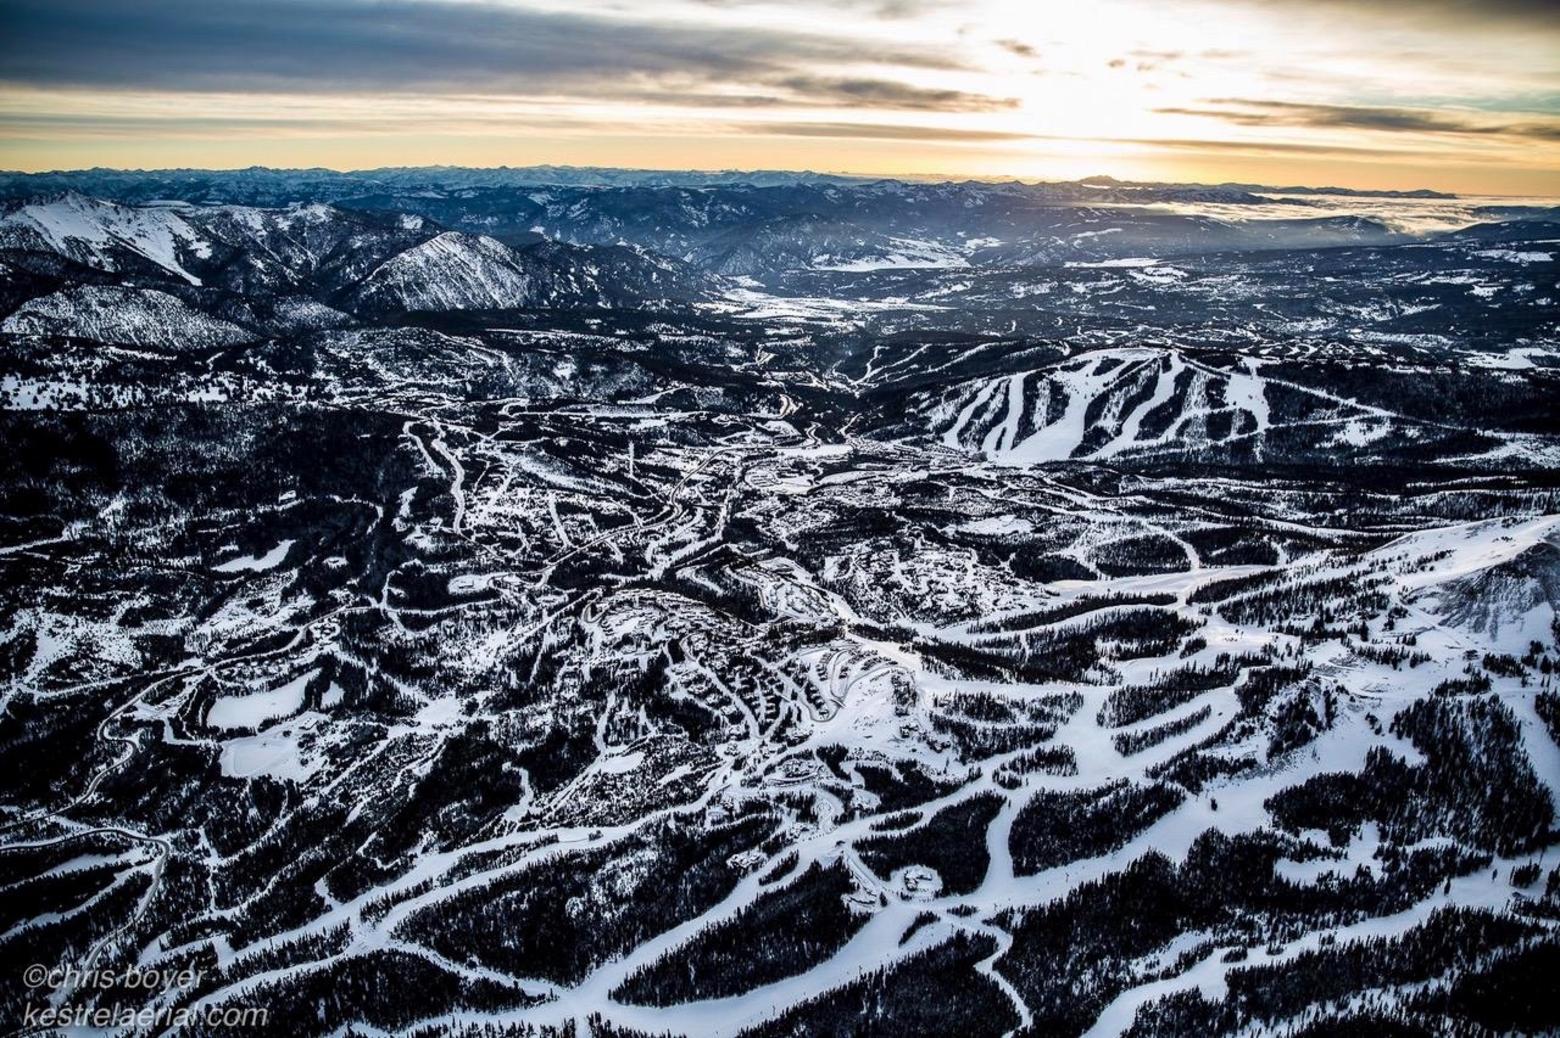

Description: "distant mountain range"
7 170 1548 295
1 171 1555 351
0 164 1461 201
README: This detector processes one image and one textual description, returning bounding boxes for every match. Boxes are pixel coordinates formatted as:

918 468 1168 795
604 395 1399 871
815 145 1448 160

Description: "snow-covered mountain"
0 193 719 317
7 171 1540 288
1 283 255 348
0 192 208 284
351 231 541 312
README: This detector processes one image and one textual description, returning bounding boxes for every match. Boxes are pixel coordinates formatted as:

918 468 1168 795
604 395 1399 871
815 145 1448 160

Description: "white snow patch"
207 670 315 730
213 539 295 573
956 516 1034 537
1066 257 1158 268
219 714 325 782
1473 248 1551 264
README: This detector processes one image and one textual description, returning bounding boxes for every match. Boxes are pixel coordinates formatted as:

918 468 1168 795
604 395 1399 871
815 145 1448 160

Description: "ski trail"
1093 352 1183 460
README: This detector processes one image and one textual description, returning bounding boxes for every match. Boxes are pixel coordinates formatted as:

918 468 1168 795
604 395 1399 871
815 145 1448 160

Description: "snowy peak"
351 231 536 313
349 232 717 314
0 192 208 284
0 194 718 321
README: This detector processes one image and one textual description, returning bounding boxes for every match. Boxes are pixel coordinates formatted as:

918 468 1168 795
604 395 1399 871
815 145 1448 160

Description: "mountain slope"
0 195 719 324
0 193 208 284
2 284 255 349
350 231 538 313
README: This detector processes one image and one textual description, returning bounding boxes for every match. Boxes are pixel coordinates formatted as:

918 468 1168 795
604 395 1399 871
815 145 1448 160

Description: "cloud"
859 0 954 18
692 0 952 18
995 39 1038 58
769 75 1017 112
743 121 1037 141
1130 136 1413 157
1226 0 1559 32
0 108 696 140
1158 100 1560 141
0 0 963 95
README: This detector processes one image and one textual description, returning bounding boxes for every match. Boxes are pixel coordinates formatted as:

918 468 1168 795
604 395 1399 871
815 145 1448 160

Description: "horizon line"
0 161 1486 198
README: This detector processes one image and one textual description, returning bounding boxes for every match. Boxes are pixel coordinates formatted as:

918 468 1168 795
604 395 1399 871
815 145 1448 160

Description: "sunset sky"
1 0 1557 193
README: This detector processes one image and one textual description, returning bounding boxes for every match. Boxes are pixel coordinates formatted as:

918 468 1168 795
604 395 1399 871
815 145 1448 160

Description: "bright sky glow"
0 0 1556 192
